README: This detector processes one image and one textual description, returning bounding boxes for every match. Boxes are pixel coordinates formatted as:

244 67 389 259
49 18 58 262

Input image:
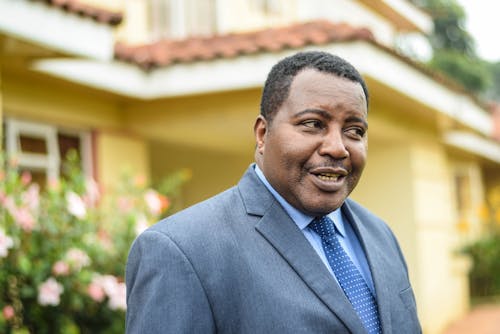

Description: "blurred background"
1 0 499 333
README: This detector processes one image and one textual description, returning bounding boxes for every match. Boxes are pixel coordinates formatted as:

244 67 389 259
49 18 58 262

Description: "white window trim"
6 118 60 180
5 118 93 181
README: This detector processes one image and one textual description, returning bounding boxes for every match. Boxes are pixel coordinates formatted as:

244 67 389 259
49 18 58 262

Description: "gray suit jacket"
126 165 421 333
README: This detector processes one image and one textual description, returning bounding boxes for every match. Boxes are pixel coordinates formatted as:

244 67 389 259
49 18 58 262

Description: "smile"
308 167 349 191
317 173 342 181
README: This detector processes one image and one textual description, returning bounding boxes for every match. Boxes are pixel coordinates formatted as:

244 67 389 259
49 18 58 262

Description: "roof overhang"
0 0 115 60
357 0 433 33
32 41 493 138
445 131 500 164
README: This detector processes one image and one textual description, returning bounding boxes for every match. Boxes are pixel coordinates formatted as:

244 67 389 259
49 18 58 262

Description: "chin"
302 201 344 216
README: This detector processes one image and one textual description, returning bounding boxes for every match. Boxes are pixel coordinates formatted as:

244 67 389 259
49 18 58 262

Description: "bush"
0 152 189 333
462 186 500 299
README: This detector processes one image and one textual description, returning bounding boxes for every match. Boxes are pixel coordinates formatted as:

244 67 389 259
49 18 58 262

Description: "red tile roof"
33 0 123 26
114 20 375 70
114 19 488 112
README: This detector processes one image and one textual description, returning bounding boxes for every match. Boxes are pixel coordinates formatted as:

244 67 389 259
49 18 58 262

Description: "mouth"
309 167 348 191
316 172 343 182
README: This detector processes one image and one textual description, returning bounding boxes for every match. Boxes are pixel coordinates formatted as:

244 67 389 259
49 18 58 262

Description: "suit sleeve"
125 229 215 333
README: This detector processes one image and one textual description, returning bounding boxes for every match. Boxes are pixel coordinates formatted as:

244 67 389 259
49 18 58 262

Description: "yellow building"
1 1 499 333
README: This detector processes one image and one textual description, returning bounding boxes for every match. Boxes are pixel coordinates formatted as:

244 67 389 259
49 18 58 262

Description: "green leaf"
12 328 30 334
18 255 32 275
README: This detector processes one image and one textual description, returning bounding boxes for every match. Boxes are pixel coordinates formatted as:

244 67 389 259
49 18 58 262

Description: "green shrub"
0 151 188 333
462 186 500 299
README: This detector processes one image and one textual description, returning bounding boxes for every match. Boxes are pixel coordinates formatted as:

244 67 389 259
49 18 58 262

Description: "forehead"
285 69 367 114
290 68 366 101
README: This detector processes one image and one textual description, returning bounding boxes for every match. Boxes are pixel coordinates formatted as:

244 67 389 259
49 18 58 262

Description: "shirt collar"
254 165 345 237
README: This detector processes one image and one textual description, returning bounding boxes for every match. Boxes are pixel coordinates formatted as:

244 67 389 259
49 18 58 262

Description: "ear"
254 115 267 155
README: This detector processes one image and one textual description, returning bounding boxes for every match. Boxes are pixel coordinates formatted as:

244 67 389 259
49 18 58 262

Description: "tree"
484 62 500 101
410 0 492 94
421 0 475 56
429 50 491 93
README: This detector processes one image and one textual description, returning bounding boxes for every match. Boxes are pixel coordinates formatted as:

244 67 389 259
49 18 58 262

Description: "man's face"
255 69 368 216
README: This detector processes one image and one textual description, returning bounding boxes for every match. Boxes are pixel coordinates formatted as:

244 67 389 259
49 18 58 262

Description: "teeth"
317 173 340 181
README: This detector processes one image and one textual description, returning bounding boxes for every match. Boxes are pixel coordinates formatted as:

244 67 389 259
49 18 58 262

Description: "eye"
301 120 323 129
345 127 366 139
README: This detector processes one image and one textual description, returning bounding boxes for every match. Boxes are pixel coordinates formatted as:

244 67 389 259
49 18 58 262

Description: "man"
126 51 421 333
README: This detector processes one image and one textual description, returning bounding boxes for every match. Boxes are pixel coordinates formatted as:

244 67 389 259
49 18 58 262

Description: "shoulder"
128 185 246 272
150 185 241 236
343 198 399 247
344 198 409 267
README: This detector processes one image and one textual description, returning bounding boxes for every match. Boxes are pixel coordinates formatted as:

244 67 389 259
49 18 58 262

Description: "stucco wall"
149 140 252 207
95 130 150 189
2 71 121 129
123 89 260 154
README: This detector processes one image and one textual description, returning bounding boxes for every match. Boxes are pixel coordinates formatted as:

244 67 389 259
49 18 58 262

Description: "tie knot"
309 216 336 238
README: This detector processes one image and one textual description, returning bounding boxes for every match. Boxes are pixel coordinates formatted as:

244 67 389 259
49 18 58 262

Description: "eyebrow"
345 115 368 129
294 109 332 120
294 109 368 129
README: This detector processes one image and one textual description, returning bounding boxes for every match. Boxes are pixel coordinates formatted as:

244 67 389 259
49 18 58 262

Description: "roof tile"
114 20 375 70
33 0 123 26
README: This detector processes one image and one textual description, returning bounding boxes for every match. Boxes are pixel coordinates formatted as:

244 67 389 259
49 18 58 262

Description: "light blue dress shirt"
254 165 376 294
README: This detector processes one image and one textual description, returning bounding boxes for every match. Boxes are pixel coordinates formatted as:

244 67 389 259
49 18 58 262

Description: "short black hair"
260 51 369 122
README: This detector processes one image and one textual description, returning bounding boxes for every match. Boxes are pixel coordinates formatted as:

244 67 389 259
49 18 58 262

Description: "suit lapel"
343 202 394 334
238 166 366 334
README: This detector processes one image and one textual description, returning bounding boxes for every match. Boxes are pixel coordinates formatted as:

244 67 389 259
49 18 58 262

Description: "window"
4 119 92 186
148 0 216 41
252 0 283 15
453 163 484 236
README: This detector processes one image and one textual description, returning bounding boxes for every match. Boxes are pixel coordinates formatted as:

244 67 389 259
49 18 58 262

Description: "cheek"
349 143 367 171
270 135 308 163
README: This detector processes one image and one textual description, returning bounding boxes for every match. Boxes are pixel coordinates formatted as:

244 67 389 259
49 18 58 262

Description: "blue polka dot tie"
309 216 382 334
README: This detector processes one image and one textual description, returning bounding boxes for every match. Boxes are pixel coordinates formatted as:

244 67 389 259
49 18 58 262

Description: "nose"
318 129 349 159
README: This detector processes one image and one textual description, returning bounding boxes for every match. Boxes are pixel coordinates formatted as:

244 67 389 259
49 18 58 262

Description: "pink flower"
83 178 100 207
135 214 149 236
2 305 15 320
117 196 134 212
47 178 60 191
0 230 14 258
4 194 37 232
97 229 113 251
37 277 64 306
95 275 118 296
2 196 36 232
66 191 87 219
87 282 106 302
21 171 32 186
108 282 126 311
22 184 40 212
88 274 126 310
65 248 90 270
144 190 163 215
52 261 70 276
3 195 16 215
12 207 35 232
